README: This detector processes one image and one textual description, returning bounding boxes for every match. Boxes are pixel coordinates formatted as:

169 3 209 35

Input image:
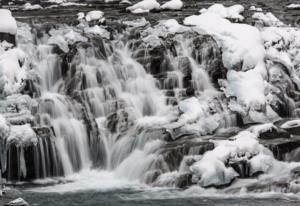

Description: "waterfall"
1 21 231 184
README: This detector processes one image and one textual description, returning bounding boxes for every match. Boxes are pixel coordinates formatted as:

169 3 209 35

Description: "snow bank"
0 9 17 35
252 12 284 27
160 0 183 10
200 4 245 21
126 0 160 13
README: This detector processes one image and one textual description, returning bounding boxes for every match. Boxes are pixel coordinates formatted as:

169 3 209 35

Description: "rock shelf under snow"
0 9 17 35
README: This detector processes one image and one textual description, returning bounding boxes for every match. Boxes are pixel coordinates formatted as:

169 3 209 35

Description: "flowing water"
1 1 300 205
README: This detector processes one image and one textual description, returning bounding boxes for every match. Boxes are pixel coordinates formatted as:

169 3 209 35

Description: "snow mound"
0 9 17 35
127 0 160 13
200 4 245 21
160 0 183 10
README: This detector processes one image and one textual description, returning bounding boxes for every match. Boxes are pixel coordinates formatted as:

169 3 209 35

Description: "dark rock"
175 172 193 188
160 138 214 171
258 126 290 140
260 136 300 161
229 159 251 178
0 33 16 46
191 35 226 85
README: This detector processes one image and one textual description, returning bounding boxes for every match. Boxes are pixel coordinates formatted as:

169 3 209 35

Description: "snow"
22 3 43 10
131 8 150 14
47 29 87 52
252 12 284 27
0 9 17 35
287 4 300 9
77 12 85 20
199 4 245 21
247 123 276 136
0 48 27 95
120 0 132 5
249 6 262 12
190 131 269 187
281 120 300 129
0 114 9 139
6 124 37 146
85 10 105 22
178 97 204 124
160 0 183 10
127 0 160 13
184 11 267 109
84 25 110 39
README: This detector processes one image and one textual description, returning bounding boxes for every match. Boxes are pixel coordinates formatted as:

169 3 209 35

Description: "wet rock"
260 136 300 161
258 126 290 140
0 33 16 46
175 172 193 188
229 159 251 178
160 138 214 171
191 35 226 85
144 169 162 184
106 109 135 133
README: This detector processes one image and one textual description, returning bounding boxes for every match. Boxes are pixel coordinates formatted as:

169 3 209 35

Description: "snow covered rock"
252 12 284 27
126 0 160 13
200 4 245 22
249 6 262 12
120 0 132 5
85 10 105 22
22 3 43 10
280 119 300 135
287 4 300 9
0 9 17 35
160 0 183 10
184 12 267 114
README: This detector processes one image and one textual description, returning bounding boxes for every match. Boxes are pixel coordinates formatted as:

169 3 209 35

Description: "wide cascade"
1 4 300 196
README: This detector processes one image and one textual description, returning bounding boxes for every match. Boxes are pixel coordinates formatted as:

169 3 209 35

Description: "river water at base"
11 169 300 206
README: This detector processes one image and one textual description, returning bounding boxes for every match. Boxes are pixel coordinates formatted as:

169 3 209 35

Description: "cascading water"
1 20 224 183
1 11 300 200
